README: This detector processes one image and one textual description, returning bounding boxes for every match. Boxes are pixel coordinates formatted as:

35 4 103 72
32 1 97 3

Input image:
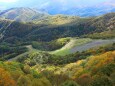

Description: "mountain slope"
61 0 115 17
0 13 115 44
61 6 115 17
39 1 115 17
0 8 48 22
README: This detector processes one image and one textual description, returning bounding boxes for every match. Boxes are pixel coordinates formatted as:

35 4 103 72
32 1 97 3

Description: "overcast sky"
0 0 114 10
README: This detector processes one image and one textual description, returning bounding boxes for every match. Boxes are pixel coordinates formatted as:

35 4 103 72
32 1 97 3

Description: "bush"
17 75 32 86
61 80 80 86
91 75 112 86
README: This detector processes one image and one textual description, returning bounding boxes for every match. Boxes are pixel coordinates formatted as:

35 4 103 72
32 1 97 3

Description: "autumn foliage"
0 68 16 86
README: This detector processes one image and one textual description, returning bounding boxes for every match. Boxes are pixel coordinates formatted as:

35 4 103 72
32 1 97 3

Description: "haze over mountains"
0 8 49 22
0 1 115 86
0 12 115 44
0 6 115 22
0 0 115 19
39 0 115 17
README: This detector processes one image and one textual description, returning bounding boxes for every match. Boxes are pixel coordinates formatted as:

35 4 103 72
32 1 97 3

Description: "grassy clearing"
9 38 115 60
11 38 92 60
50 38 92 56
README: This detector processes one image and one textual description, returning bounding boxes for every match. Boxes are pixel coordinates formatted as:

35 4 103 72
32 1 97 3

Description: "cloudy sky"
0 0 114 10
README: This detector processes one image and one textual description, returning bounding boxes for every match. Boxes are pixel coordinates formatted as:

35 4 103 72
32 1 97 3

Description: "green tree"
17 75 32 86
23 65 31 74
61 80 80 86
32 78 52 86
91 75 112 86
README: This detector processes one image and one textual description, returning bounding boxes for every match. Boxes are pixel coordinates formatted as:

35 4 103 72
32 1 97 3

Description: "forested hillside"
0 7 115 86
0 13 115 44
0 50 115 86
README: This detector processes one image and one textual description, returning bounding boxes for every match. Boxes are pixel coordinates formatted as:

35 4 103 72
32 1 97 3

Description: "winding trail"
9 38 115 60
9 45 40 61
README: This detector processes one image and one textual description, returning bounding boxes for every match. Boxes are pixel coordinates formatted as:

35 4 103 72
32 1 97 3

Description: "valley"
9 38 115 61
0 7 115 86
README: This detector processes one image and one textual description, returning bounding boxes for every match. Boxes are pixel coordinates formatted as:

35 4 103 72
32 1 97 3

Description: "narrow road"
8 45 40 61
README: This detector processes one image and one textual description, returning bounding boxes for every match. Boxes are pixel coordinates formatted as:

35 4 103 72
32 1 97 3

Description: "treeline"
84 31 115 39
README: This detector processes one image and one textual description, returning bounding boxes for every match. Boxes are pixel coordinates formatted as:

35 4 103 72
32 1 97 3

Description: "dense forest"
0 48 115 86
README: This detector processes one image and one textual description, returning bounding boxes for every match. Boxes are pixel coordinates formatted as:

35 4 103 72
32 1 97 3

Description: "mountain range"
39 0 115 17
39 6 115 17
0 10 115 44
0 8 49 22
0 1 115 22
0 1 115 86
0 7 115 44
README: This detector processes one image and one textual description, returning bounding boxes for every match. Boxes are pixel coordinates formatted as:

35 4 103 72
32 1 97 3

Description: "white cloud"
0 0 18 3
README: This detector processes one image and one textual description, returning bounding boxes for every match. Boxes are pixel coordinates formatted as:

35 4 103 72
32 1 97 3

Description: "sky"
0 0 114 10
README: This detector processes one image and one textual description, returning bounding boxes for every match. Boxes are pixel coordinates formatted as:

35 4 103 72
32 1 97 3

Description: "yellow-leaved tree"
0 68 16 86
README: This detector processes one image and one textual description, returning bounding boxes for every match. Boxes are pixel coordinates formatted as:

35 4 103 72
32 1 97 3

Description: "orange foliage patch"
0 68 16 86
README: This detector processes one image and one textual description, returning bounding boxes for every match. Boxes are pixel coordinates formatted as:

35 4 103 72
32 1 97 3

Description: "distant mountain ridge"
0 12 115 43
39 0 115 17
0 5 115 23
0 4 115 22
61 6 115 17
39 5 115 17
0 7 49 22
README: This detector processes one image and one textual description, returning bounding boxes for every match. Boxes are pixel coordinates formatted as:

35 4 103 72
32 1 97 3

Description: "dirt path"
9 45 40 61
8 38 115 60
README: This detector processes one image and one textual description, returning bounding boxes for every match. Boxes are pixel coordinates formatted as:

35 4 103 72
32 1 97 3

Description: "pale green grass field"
50 38 92 56
9 38 115 60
